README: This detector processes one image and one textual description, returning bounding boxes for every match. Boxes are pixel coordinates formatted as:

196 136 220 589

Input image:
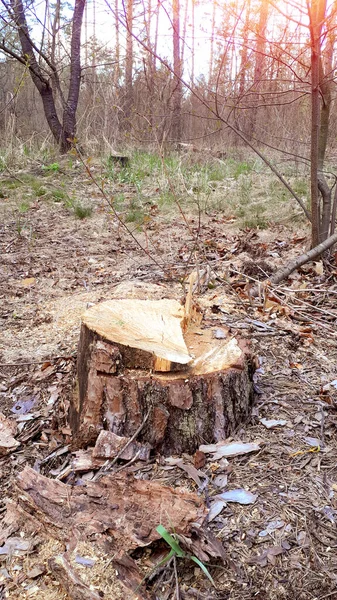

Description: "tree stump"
70 297 254 454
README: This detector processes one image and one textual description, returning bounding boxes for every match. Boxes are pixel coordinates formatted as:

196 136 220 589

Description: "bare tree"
0 0 85 152
124 0 134 127
171 0 182 141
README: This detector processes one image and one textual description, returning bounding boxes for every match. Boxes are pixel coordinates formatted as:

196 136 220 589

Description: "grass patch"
18 200 31 213
73 202 93 219
1 178 22 190
42 162 60 173
52 189 66 202
242 203 268 229
292 177 309 198
125 208 144 223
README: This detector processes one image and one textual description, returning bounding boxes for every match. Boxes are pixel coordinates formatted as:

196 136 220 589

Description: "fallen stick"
251 231 337 296
49 554 102 600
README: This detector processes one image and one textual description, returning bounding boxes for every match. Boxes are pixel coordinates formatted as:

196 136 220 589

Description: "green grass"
125 208 144 223
73 202 93 219
18 200 30 213
292 177 309 198
52 189 66 202
42 162 60 173
1 178 22 190
242 203 268 229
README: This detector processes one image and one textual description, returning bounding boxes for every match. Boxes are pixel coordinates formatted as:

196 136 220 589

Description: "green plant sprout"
155 525 215 586
135 525 215 596
42 162 60 172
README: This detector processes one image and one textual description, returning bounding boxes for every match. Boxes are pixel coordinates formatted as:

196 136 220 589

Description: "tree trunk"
317 20 335 241
309 0 327 246
171 0 183 141
11 0 63 144
124 0 134 128
6 0 85 153
61 0 85 152
69 298 254 455
247 0 268 140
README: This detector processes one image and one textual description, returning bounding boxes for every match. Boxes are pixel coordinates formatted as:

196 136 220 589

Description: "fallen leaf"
213 474 228 488
194 450 206 469
11 396 38 415
21 277 35 287
208 500 226 522
176 461 205 487
259 519 285 537
165 457 206 487
303 436 321 447
260 418 287 429
216 488 257 505
75 555 96 567
0 537 32 556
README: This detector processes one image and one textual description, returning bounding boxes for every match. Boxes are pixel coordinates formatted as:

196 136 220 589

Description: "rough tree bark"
309 0 328 245
70 297 254 455
124 0 133 128
171 0 183 141
0 0 85 153
61 0 85 151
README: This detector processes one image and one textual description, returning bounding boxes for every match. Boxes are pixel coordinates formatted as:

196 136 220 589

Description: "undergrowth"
0 143 310 229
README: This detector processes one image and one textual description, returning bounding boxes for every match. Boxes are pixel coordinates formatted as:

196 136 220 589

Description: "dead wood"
49 554 102 600
0 412 19 455
15 467 206 552
70 297 254 454
251 231 337 295
93 430 151 461
112 553 156 600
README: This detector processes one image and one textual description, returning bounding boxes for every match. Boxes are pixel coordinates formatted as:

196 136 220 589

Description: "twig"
93 409 151 480
250 232 337 296
0 356 75 367
74 144 164 270
4 166 25 185
115 449 141 472
320 403 326 449
173 555 181 600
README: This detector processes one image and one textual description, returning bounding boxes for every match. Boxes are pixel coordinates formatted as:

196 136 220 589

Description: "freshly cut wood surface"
71 292 254 453
81 298 192 371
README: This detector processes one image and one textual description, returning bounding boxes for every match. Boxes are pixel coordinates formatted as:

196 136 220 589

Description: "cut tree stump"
70 296 254 454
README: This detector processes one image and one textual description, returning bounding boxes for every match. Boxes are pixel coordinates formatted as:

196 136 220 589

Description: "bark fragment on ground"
70 297 254 454
0 412 19 455
49 554 102 600
14 467 207 552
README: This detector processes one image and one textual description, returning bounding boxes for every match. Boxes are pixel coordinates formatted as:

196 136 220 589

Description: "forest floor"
1 151 337 600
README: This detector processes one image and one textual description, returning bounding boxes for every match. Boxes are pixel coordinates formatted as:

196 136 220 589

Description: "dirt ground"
1 159 337 600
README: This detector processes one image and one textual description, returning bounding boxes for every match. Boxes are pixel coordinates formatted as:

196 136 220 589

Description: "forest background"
0 0 337 245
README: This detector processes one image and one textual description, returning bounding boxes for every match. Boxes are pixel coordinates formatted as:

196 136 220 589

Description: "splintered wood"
80 298 192 371
70 293 254 454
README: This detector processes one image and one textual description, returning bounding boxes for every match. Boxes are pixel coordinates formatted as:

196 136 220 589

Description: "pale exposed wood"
81 298 192 372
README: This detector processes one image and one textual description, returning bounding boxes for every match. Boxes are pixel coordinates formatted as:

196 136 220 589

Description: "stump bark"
70 297 254 454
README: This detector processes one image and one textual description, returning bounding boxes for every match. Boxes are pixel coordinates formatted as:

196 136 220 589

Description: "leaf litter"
1 163 337 598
